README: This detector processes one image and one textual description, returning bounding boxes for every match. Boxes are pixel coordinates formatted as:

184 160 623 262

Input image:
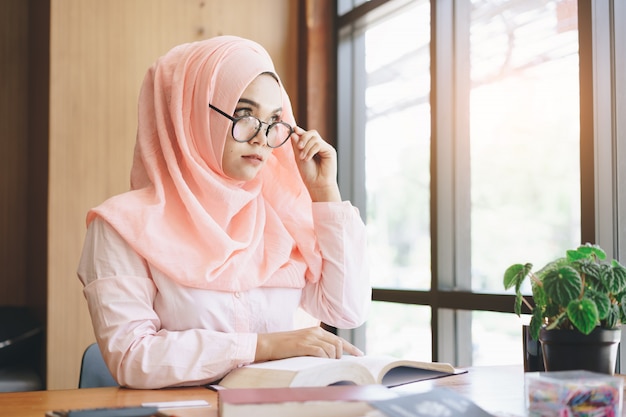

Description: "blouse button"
234 291 241 298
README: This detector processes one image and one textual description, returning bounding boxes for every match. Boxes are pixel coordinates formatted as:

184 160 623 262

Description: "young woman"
77 36 370 389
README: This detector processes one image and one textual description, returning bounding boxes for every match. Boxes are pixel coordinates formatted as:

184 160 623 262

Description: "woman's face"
221 73 284 182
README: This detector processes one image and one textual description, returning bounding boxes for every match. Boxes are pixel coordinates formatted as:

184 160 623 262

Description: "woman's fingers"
289 127 341 202
292 126 326 161
255 327 363 362
341 339 364 357
306 330 364 359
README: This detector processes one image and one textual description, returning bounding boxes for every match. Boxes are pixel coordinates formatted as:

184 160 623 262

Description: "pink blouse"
77 201 370 389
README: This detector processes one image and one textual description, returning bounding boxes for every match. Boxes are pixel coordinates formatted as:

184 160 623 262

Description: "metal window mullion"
432 0 471 366
615 0 626 371
590 0 617 258
337 28 367 217
431 0 453 364
452 0 473 368
615 0 626 260
582 0 624 372
336 25 367 350
607 0 626 373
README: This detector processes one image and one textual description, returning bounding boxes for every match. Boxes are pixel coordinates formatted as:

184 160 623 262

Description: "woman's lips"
242 154 264 165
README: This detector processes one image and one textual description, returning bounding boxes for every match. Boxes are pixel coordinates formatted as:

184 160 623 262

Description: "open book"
216 355 466 389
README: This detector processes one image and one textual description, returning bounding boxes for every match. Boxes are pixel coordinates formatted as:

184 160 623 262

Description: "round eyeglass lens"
267 123 292 147
232 117 260 143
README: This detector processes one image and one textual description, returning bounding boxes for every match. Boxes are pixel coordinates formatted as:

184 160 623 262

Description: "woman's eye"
270 114 281 124
234 108 253 118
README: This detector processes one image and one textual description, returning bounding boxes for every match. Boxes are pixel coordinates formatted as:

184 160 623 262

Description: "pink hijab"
87 36 322 292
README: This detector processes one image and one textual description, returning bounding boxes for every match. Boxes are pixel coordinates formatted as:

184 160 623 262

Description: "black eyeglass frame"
209 103 294 148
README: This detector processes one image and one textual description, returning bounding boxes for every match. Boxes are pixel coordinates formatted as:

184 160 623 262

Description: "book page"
219 367 298 388
292 360 375 386
240 356 334 372
219 356 376 388
340 355 461 386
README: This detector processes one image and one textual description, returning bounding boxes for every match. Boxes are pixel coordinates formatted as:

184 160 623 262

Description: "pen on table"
141 400 210 409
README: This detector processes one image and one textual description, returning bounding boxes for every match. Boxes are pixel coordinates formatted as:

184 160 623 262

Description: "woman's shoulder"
80 216 148 282
87 215 125 242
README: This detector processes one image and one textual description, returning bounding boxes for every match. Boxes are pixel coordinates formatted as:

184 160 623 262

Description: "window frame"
328 0 625 368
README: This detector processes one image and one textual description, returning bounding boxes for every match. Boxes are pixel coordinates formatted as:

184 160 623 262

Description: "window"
361 1 431 291
469 0 580 293
337 0 625 368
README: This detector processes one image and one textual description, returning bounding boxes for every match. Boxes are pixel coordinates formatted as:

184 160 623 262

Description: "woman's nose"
249 122 269 146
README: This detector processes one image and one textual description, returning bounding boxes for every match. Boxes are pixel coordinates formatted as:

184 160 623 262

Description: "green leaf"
504 263 533 317
567 249 587 262
503 263 532 290
536 258 567 281
610 261 626 294
543 300 561 319
577 244 606 260
576 259 601 281
529 307 544 340
543 266 582 306
514 293 523 316
597 264 614 293
567 298 599 335
532 281 547 307
585 289 610 320
620 293 626 320
604 303 620 328
590 246 607 261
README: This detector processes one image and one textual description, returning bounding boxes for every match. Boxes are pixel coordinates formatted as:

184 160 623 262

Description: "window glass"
469 0 580 292
471 311 527 366
337 0 370 16
366 301 432 361
364 0 431 291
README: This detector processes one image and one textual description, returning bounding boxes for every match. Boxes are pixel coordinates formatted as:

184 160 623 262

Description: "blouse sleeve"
77 217 257 389
300 201 371 329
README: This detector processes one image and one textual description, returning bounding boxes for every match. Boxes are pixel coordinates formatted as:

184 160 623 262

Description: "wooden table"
0 366 621 417
404 365 527 417
0 385 217 417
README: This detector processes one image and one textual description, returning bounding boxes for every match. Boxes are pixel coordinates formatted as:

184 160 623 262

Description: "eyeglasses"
209 104 294 148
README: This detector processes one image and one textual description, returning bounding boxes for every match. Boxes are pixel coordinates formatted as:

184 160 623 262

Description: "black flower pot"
539 327 621 375
523 325 544 372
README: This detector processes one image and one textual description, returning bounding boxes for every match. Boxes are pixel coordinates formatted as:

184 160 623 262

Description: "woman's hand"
255 326 363 362
290 127 341 202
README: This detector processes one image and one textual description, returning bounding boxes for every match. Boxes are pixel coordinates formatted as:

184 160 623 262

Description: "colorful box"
525 370 623 417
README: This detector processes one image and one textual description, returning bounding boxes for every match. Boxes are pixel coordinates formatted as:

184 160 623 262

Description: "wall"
0 0 299 390
0 0 49 376
0 1 30 307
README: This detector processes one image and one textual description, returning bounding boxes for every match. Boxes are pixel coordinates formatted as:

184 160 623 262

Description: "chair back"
78 343 118 388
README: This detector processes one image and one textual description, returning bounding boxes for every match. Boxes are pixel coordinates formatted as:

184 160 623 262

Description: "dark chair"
78 343 118 388
0 306 44 392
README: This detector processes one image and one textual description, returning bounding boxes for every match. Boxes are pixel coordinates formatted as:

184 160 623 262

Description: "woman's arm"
253 202 370 362
300 202 371 328
289 127 371 326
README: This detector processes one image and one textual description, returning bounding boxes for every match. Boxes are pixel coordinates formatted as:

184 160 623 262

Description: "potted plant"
503 243 626 374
